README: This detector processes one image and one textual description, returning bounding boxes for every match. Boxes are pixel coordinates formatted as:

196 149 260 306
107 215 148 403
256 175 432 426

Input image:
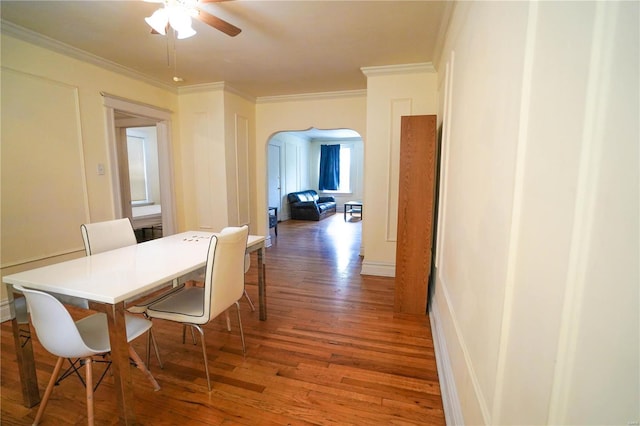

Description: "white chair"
80 218 137 255
15 285 160 426
144 225 249 391
223 253 255 331
81 218 169 368
243 253 256 312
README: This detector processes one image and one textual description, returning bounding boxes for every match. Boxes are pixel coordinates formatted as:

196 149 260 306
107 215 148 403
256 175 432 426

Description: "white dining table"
3 231 267 425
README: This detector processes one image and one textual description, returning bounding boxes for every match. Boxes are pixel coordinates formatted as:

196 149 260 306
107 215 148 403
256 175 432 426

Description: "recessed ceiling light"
173 76 184 82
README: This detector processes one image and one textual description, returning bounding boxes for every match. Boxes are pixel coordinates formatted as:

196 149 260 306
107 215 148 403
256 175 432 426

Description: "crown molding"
361 62 436 77
256 89 367 104
1 20 177 92
177 82 226 95
178 81 256 103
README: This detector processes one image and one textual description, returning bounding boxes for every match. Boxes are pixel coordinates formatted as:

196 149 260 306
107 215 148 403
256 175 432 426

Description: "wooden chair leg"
33 357 65 425
85 357 95 426
128 346 161 391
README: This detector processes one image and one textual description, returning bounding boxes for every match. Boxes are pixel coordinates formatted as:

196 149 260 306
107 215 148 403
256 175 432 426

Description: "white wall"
267 132 311 220
0 33 178 306
224 89 256 229
177 85 256 232
432 2 639 424
361 64 439 276
177 86 229 231
254 92 367 236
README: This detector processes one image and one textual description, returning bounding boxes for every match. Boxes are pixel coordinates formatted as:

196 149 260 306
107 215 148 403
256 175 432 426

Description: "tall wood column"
394 115 437 314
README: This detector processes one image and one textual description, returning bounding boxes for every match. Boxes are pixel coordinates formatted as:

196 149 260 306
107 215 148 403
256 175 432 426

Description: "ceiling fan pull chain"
172 30 184 82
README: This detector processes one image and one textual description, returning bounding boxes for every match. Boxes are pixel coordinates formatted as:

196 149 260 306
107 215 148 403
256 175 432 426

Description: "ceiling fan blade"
196 9 241 37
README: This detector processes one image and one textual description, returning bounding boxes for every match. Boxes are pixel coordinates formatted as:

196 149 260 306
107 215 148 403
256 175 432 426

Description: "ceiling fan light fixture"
168 7 195 38
176 26 196 39
145 8 168 35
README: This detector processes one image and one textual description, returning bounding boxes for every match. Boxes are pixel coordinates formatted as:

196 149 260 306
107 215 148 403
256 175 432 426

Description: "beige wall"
176 85 256 233
361 65 438 276
432 2 639 424
176 86 226 231
224 90 256 230
0 34 179 302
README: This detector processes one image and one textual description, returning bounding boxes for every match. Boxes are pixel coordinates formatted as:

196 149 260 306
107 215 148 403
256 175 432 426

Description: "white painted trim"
101 92 172 119
256 89 367 104
1 20 176 92
179 82 255 102
436 53 454 270
430 298 464 426
491 2 538 422
102 94 177 235
361 62 436 76
360 261 395 277
547 2 618 422
438 269 491 424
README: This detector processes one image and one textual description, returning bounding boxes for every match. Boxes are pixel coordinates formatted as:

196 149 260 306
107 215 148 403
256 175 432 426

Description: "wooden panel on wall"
394 115 437 314
1 69 89 267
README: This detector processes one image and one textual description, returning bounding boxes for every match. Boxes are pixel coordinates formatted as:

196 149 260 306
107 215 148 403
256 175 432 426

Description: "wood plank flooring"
1 214 445 425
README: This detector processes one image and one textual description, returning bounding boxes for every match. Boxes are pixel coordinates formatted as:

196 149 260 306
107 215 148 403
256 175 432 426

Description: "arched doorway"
266 127 363 223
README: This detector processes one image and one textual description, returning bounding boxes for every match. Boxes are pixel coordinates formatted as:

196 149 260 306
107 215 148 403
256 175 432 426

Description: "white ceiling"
0 0 449 98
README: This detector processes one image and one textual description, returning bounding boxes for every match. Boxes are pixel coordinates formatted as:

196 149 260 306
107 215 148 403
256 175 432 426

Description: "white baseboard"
430 299 465 425
360 260 395 277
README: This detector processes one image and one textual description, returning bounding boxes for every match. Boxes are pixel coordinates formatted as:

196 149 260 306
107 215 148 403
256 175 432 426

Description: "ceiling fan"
144 0 241 39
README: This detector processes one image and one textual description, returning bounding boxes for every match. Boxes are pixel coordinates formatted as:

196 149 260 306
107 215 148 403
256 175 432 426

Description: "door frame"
267 143 283 217
102 93 177 235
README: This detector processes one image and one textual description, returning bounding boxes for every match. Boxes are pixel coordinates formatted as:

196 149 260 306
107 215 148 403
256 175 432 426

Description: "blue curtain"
318 144 340 191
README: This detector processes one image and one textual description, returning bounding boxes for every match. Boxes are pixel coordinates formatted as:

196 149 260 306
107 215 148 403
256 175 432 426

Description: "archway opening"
266 127 363 223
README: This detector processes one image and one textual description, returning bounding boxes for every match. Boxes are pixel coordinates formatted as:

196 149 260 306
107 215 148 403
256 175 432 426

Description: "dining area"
2 219 267 425
2 215 445 425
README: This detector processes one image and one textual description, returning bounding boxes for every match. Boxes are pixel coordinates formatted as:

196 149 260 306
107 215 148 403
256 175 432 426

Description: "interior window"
127 135 148 203
338 145 351 192
323 144 351 193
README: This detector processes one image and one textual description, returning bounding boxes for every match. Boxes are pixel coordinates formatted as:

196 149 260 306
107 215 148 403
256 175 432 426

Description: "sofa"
287 190 337 221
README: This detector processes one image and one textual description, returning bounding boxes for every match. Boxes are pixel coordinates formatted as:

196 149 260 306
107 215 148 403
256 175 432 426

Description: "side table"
268 207 278 236
344 201 363 221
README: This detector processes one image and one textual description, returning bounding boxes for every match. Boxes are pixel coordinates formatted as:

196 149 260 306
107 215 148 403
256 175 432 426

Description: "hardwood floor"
1 214 445 425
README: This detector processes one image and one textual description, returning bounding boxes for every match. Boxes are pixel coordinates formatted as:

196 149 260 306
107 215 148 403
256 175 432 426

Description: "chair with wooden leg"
81 218 173 368
15 285 160 426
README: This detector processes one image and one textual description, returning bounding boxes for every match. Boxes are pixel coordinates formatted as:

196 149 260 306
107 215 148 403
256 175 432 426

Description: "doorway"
266 128 364 222
267 144 282 218
119 123 162 241
102 93 176 237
